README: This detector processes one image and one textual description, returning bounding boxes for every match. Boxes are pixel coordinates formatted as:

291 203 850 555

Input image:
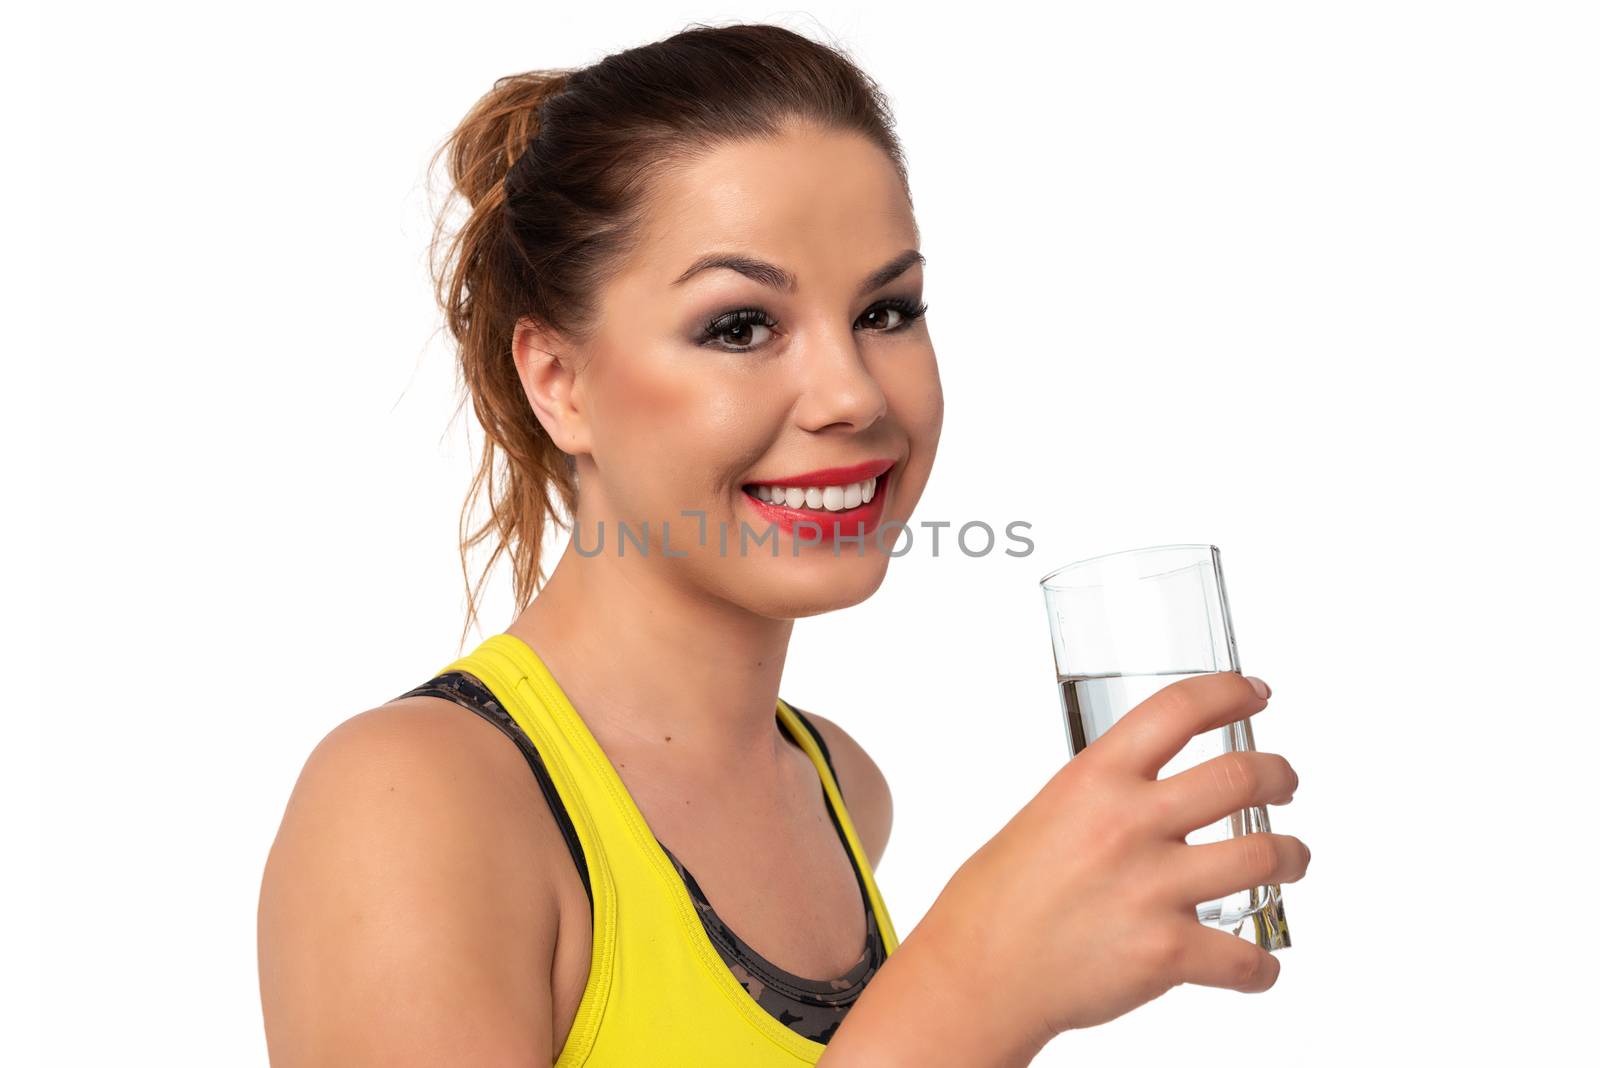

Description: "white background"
14 1 1599 1064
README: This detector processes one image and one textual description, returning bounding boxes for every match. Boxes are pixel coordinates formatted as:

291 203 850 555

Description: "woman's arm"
817 904 1052 1067
796 710 1041 1064
257 705 563 1067
819 673 1305 1066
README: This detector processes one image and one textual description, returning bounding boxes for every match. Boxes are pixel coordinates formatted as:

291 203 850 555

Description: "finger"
1173 921 1283 993
1150 751 1298 838
1090 672 1270 779
1167 832 1312 907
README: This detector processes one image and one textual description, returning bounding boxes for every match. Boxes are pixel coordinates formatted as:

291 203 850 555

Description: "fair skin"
259 119 1311 1068
259 121 932 1064
508 119 939 796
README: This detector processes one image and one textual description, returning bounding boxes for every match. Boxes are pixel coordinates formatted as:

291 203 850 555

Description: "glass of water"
1039 544 1291 950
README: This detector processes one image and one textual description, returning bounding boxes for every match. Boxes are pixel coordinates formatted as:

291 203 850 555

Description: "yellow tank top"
436 632 901 1066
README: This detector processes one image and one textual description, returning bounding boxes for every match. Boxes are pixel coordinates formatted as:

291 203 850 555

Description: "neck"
505 536 798 787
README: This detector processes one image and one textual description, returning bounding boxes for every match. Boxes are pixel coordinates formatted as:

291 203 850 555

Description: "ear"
511 316 591 458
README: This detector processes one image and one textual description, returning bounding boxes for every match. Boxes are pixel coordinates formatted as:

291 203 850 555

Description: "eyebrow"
670 247 925 298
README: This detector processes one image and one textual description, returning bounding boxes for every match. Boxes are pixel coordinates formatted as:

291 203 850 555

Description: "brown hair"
426 22 914 650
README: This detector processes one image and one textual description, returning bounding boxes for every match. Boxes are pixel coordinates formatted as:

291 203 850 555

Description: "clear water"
1058 670 1286 936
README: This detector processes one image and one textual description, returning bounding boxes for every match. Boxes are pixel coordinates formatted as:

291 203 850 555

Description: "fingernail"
1246 676 1272 699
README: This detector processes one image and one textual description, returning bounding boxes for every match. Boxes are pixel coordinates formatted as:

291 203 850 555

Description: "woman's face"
534 122 942 619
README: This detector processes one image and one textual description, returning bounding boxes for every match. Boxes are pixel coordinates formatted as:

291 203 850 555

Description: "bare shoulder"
787 706 894 871
257 697 562 1067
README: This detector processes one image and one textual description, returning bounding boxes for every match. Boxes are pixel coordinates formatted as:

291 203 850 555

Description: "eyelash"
698 297 930 353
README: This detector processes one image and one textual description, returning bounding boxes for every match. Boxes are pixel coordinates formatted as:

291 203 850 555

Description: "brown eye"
700 308 778 352
857 298 929 333
716 320 772 349
858 306 904 331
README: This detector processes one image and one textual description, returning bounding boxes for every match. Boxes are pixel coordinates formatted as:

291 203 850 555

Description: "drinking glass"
1039 544 1291 950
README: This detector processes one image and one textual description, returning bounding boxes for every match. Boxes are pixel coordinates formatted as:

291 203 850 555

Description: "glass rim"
1038 542 1219 589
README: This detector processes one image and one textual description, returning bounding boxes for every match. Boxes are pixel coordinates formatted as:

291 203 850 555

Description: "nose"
791 325 888 433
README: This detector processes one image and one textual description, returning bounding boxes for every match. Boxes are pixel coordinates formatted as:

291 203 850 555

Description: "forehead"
618 125 917 291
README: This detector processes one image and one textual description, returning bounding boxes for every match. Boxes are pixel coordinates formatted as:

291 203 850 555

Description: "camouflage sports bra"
393 670 887 1046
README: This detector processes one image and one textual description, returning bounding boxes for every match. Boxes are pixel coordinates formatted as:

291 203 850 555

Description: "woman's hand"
919 671 1309 1048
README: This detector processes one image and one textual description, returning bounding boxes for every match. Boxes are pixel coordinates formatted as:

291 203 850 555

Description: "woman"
257 23 1309 1067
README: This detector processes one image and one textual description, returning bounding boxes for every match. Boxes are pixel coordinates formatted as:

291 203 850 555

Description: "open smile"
739 459 895 540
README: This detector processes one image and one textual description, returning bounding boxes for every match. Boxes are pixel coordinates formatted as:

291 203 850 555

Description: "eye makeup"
696 296 929 354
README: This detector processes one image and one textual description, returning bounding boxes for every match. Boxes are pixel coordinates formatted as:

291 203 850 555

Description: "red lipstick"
740 458 895 543
743 457 895 489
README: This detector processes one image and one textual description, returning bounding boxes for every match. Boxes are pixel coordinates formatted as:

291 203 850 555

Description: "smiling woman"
256 19 1312 1068
506 122 941 605
258 21 942 1068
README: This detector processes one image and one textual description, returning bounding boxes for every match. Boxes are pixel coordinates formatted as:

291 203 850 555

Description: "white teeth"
749 474 884 512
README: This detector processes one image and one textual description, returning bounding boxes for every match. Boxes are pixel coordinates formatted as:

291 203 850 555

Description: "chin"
726 552 893 620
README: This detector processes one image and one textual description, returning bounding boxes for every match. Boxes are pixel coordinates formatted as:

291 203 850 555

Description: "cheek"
587 345 774 497
882 348 943 517
887 347 944 444
590 342 694 427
